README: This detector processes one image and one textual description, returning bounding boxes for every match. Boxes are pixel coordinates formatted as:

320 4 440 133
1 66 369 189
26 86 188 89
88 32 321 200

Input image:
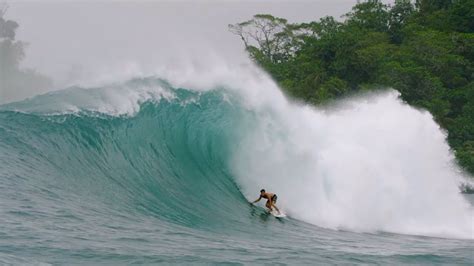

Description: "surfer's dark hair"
260 189 265 193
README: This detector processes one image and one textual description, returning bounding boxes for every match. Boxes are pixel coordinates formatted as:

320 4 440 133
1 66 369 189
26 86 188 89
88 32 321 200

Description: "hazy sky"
5 0 392 86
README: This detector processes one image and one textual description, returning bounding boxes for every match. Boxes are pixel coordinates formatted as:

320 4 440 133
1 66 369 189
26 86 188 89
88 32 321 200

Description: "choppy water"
1 77 473 265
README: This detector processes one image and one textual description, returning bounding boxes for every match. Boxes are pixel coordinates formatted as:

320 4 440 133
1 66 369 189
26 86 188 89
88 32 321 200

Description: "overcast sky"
5 0 393 86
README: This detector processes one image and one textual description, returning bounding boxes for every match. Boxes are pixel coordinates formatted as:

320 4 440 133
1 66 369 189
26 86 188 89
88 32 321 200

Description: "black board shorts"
271 194 277 203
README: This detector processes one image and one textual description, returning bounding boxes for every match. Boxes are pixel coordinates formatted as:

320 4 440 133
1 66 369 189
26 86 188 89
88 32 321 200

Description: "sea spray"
233 90 473 238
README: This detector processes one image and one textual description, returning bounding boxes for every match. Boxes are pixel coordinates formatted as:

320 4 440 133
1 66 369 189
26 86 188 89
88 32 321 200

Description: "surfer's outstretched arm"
252 196 262 203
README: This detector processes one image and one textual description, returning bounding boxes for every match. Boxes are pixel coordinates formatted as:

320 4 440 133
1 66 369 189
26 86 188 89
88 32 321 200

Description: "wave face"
0 75 473 264
0 79 247 229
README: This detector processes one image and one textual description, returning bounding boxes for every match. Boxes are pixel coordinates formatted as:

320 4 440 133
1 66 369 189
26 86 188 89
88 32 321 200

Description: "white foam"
232 88 474 239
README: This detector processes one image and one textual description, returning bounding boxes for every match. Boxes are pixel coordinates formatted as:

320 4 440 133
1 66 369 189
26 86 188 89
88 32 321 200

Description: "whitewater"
0 63 473 264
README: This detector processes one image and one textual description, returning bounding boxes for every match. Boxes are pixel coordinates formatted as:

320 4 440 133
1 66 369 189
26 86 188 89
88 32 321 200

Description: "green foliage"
0 39 25 71
450 0 474 33
228 14 295 64
345 0 390 32
389 0 415 43
314 77 348 103
230 0 474 175
0 5 52 104
0 7 25 70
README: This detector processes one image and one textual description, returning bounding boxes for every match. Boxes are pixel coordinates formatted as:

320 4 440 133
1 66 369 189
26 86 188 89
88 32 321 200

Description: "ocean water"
0 76 473 265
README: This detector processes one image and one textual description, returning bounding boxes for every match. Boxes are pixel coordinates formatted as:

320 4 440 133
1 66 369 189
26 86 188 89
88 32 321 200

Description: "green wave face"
1 77 473 265
0 85 254 230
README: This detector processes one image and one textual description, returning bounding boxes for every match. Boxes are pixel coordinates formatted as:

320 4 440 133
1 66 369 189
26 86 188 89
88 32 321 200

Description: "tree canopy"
0 5 52 104
230 0 474 175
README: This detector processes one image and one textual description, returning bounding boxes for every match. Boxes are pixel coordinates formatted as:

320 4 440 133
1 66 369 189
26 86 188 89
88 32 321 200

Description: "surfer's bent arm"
252 196 262 203
272 203 280 213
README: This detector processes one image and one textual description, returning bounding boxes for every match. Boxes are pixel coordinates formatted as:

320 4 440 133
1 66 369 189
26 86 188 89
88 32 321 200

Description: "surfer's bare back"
252 189 280 214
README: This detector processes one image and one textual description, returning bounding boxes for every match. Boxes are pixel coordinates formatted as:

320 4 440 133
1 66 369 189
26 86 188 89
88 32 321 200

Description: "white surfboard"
271 210 286 218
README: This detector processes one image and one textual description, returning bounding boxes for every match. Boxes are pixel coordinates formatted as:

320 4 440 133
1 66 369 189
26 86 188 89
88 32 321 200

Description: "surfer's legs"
265 201 273 212
265 200 280 213
266 200 280 213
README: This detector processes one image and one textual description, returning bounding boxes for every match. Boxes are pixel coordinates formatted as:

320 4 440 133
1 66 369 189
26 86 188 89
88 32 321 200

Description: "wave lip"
0 78 177 116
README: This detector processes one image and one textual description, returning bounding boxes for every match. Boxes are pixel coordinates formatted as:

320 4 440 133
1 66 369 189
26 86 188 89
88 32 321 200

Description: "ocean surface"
1 76 473 265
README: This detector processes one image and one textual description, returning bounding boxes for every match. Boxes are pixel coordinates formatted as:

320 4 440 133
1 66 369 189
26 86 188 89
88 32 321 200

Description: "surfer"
252 189 280 214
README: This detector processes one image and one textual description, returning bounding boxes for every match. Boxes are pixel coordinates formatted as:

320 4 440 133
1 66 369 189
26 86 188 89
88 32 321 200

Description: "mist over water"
6 1 355 94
